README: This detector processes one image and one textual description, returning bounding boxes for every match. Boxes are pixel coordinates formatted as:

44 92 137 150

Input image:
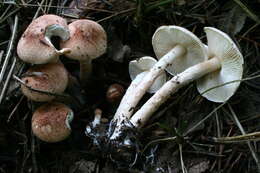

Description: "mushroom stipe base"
85 118 141 166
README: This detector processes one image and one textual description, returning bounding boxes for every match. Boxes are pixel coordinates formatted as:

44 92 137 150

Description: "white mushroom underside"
197 27 244 102
65 111 74 130
129 56 166 93
130 57 222 127
152 25 207 75
45 24 70 42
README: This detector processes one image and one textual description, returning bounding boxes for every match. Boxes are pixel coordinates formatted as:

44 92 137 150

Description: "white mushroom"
109 57 166 139
130 27 244 128
110 26 206 139
129 56 166 93
196 27 244 102
152 25 207 75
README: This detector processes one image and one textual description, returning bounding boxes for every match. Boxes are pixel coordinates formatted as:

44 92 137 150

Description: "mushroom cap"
17 14 70 64
60 19 107 61
129 56 166 93
196 27 244 103
106 83 125 103
152 25 207 75
21 63 69 102
32 102 74 143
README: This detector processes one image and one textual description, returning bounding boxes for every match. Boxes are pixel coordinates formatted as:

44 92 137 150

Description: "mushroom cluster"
109 26 244 142
17 14 107 142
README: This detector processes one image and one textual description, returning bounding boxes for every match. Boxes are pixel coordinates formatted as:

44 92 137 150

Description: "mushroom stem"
110 46 185 140
45 24 70 52
93 109 102 127
113 45 185 120
65 110 74 130
130 57 221 128
79 59 92 84
56 48 71 55
113 72 146 121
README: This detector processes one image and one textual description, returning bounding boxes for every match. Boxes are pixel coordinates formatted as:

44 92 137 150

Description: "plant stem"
80 59 92 84
130 57 221 127
145 0 174 13
110 45 185 140
113 45 185 121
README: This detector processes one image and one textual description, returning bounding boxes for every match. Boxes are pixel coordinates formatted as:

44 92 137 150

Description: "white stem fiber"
113 45 185 121
130 57 221 128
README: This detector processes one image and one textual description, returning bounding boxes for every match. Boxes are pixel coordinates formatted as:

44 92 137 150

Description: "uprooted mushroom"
131 26 243 129
107 26 243 149
109 26 208 140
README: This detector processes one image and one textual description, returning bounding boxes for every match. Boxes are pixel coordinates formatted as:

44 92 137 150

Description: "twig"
47 0 53 13
7 96 25 122
33 0 45 19
242 23 259 37
13 74 69 98
0 2 115 13
211 131 260 143
142 136 177 153
232 0 260 24
31 130 38 173
228 104 260 173
145 0 174 13
0 4 12 21
227 152 243 173
237 35 260 47
199 73 260 97
20 0 26 6
0 50 4 65
0 7 20 24
184 102 226 136
184 150 225 157
0 40 9 46
0 15 18 84
179 144 187 173
215 110 223 172
43 0 48 13
97 8 136 23
0 57 16 104
223 148 236 171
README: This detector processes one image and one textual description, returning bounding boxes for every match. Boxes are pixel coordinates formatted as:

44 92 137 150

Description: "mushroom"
32 102 74 143
152 25 206 76
106 83 125 103
17 14 71 64
129 56 167 94
110 26 206 139
113 56 166 119
110 56 166 139
130 27 244 128
60 19 107 84
21 62 69 102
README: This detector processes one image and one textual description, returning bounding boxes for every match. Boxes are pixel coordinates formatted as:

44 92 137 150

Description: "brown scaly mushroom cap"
32 102 74 143
17 14 71 64
60 19 107 61
21 62 69 102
